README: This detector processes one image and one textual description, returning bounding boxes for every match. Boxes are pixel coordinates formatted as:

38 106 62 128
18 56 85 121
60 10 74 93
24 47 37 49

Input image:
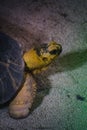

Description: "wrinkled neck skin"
23 49 51 71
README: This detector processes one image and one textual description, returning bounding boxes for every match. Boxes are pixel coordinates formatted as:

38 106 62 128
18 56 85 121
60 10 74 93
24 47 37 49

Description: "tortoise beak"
57 44 62 55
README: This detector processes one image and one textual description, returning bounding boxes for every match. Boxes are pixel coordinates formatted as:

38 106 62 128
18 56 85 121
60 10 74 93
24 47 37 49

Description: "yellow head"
23 41 62 71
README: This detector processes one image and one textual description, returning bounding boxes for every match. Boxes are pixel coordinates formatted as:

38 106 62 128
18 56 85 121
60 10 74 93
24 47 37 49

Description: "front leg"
9 73 37 119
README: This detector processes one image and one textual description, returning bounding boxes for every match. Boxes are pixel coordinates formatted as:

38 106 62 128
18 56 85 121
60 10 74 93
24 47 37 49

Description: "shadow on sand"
31 48 87 112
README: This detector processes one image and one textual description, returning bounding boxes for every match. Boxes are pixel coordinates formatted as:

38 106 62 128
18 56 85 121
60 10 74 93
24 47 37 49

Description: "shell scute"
0 32 24 104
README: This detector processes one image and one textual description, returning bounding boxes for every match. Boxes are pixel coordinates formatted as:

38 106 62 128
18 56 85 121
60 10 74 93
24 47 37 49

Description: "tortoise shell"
0 32 24 104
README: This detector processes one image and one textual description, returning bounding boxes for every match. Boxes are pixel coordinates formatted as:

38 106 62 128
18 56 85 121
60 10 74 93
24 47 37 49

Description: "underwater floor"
0 0 87 130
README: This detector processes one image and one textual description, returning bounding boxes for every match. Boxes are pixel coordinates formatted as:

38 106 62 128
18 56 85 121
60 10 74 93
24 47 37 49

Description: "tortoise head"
23 41 62 71
39 41 62 62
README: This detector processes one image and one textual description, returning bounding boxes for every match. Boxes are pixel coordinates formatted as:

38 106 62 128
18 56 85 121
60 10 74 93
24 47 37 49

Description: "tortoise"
0 32 62 119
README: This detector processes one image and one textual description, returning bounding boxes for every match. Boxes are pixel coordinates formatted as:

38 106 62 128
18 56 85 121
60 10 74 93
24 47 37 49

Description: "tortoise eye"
49 49 58 55
49 47 62 55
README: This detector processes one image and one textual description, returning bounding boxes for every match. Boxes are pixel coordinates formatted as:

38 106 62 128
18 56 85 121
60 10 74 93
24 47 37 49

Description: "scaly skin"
23 41 62 70
9 41 62 119
9 74 37 119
